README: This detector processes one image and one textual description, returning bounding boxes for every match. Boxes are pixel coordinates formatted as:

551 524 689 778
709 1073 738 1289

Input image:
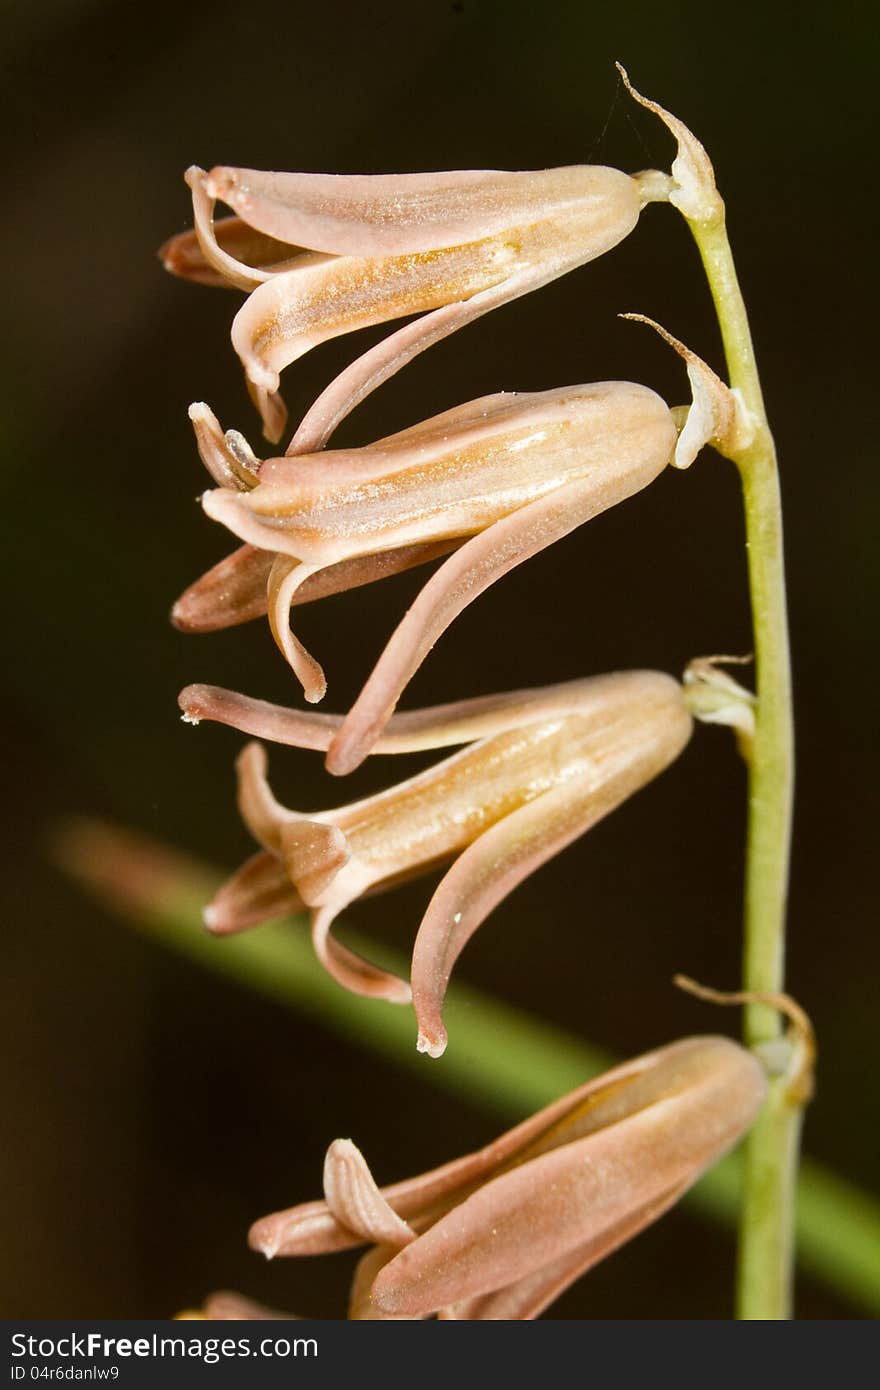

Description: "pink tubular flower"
247 1036 766 1319
161 163 662 447
174 381 678 767
180 670 692 1057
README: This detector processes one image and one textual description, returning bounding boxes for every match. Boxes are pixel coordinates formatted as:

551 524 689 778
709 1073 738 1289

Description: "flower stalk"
620 69 800 1319
697 222 798 1320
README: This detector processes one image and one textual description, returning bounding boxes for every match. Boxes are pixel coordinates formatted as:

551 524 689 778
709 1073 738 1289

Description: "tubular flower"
248 1036 767 1319
176 382 678 766
181 670 692 1057
160 163 662 447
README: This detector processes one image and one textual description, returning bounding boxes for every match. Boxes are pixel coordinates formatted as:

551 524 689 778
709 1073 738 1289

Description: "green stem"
689 212 799 1319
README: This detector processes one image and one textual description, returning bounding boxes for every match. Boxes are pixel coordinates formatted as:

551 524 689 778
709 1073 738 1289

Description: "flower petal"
371 1039 765 1316
266 555 327 703
286 263 573 454
322 1139 416 1249
206 165 637 258
325 468 671 775
409 721 690 1059
177 674 635 754
441 1181 689 1319
172 539 460 633
182 166 319 292
309 904 412 1005
188 401 260 490
203 850 303 934
172 545 274 632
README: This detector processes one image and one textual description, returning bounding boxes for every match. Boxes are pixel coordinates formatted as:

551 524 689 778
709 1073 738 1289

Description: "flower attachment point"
249 1036 766 1319
616 64 724 227
620 313 754 466
183 670 693 1054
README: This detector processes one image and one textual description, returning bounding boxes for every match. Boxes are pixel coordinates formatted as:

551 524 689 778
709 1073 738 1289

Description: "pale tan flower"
180 670 692 1057
248 1037 766 1319
176 381 677 770
161 163 662 447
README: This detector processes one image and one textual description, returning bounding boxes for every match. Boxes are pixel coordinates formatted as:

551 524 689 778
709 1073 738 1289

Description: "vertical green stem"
688 213 800 1318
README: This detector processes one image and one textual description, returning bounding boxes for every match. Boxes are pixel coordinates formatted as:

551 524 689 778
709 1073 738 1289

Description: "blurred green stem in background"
56 822 880 1318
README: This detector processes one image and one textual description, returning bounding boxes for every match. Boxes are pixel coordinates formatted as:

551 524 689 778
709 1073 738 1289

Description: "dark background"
2 0 876 1318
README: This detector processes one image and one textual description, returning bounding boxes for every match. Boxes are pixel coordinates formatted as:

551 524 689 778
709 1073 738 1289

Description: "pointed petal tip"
248 1223 280 1261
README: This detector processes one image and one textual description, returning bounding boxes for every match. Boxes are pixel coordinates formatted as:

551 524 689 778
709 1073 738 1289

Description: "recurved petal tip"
323 1140 415 1249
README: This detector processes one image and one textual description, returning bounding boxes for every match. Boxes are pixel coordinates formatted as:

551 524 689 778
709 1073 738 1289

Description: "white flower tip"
180 712 200 726
417 1029 447 1060
202 904 219 931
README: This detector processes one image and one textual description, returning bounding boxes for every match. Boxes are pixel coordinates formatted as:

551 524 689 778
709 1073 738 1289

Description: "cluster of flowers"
163 76 764 1318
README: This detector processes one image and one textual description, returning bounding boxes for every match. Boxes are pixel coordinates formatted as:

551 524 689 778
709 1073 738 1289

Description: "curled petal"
266 555 327 703
309 905 412 1005
232 243 515 440
182 166 319 292
326 467 670 775
288 265 577 454
410 775 633 1059
322 1140 416 1249
235 742 294 852
160 192 306 291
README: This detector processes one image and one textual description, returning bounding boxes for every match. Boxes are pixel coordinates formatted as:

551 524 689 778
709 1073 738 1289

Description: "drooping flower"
161 163 665 447
175 381 678 768
247 1036 766 1319
180 670 692 1057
